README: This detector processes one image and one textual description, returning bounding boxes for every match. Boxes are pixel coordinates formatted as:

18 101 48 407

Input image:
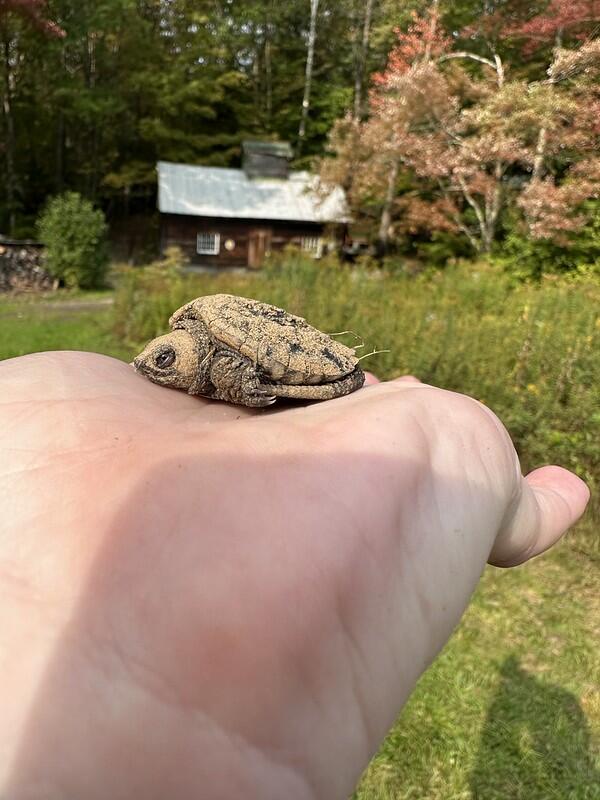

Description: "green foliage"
495 203 600 279
112 255 600 529
1 0 397 232
37 192 109 289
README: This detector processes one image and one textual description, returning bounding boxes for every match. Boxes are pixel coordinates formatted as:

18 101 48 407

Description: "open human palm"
0 352 589 799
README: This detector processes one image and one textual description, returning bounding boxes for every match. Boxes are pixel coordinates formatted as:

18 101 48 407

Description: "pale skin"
0 352 589 800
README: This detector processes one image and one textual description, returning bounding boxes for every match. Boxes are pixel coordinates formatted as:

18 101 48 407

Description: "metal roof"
157 161 351 224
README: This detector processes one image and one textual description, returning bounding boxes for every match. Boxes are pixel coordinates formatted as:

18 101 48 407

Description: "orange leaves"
399 196 461 235
518 177 597 240
506 0 600 52
371 7 450 87
320 0 600 252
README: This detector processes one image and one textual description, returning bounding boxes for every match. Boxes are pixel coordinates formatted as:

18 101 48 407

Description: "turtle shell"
169 294 358 385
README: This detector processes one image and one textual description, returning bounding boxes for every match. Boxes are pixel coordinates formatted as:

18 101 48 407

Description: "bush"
494 203 600 280
37 192 109 289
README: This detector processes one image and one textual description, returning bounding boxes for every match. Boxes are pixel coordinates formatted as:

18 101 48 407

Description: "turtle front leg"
208 351 276 407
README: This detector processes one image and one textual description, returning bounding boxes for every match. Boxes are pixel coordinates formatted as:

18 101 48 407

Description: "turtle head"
132 329 199 390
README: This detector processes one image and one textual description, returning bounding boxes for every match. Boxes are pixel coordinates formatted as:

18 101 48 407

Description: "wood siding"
160 214 326 267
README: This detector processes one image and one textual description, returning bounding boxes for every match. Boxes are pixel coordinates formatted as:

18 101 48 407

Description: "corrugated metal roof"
157 161 351 223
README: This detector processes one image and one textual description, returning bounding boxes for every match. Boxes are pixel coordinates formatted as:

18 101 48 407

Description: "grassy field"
0 261 598 798
0 291 130 362
113 254 600 530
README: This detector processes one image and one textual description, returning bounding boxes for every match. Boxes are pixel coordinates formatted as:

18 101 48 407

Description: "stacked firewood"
0 242 56 293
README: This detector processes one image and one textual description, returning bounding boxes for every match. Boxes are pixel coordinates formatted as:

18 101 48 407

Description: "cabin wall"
160 214 326 267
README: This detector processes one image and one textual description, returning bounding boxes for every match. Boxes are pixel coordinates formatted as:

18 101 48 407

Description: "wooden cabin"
157 141 350 268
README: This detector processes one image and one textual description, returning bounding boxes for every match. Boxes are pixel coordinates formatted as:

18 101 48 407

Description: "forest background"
1 0 600 274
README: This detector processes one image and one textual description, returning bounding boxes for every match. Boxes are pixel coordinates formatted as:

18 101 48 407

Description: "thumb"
488 466 590 567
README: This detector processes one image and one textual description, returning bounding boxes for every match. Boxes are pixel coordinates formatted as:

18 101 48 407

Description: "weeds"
113 253 600 536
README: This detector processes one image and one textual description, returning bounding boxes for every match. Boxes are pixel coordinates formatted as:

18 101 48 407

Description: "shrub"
37 192 109 289
494 203 600 280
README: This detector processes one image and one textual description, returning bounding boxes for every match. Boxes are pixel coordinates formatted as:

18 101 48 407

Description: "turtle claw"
252 386 277 407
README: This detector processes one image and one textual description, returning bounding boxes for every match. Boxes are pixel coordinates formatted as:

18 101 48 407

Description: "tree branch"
436 179 480 252
439 51 504 88
439 51 497 69
456 174 487 242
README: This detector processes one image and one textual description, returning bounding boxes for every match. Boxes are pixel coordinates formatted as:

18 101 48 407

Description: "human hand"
0 352 589 799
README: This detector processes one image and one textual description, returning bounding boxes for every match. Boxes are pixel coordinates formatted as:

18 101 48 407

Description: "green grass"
0 292 131 362
355 542 599 799
1 261 598 798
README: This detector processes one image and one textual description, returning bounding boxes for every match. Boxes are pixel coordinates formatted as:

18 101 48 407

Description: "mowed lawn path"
1 294 598 799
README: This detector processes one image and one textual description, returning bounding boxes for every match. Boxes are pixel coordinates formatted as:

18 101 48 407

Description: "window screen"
197 232 220 255
301 236 322 255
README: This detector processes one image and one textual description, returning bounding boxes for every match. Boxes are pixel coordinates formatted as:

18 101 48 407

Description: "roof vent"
242 140 293 179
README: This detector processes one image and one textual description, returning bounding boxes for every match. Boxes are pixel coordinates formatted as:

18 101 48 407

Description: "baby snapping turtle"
132 294 365 407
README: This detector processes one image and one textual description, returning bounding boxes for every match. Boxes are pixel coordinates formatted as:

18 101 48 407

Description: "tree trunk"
252 50 260 123
531 126 547 181
2 35 16 234
265 32 272 130
298 0 319 147
532 28 563 182
55 111 65 192
423 0 439 62
376 158 399 257
86 31 100 199
353 0 374 121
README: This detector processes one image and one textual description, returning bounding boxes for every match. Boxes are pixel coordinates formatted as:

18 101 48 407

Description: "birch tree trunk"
353 0 374 121
297 0 319 147
423 0 438 62
264 35 272 130
531 28 563 181
2 35 16 234
376 158 399 256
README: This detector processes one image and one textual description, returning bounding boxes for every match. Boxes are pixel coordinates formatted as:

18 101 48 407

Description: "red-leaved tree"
320 0 600 255
506 0 600 240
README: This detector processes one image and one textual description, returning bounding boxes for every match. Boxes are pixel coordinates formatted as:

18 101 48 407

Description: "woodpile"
0 241 56 293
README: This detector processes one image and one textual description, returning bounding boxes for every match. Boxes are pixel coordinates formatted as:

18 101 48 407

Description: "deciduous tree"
322 0 600 255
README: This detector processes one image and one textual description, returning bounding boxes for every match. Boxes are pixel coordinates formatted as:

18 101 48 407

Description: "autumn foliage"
507 0 600 51
321 1 600 258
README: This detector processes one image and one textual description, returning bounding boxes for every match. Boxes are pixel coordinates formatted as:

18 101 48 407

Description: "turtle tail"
265 366 365 401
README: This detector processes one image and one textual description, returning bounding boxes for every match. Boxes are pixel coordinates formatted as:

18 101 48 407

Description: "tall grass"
113 253 600 533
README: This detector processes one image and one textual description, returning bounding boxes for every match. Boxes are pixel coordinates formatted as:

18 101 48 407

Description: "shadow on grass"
470 655 599 800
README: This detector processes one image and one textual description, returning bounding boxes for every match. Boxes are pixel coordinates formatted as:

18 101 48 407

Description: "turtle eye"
155 348 176 369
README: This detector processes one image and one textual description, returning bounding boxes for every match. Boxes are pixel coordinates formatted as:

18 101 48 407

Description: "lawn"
0 274 598 799
0 291 131 362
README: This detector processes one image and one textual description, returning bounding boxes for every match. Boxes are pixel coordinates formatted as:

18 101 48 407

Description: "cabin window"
301 236 322 257
197 232 220 255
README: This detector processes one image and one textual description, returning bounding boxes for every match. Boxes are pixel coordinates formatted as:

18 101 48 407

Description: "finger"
363 371 381 386
392 375 421 384
488 466 590 567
